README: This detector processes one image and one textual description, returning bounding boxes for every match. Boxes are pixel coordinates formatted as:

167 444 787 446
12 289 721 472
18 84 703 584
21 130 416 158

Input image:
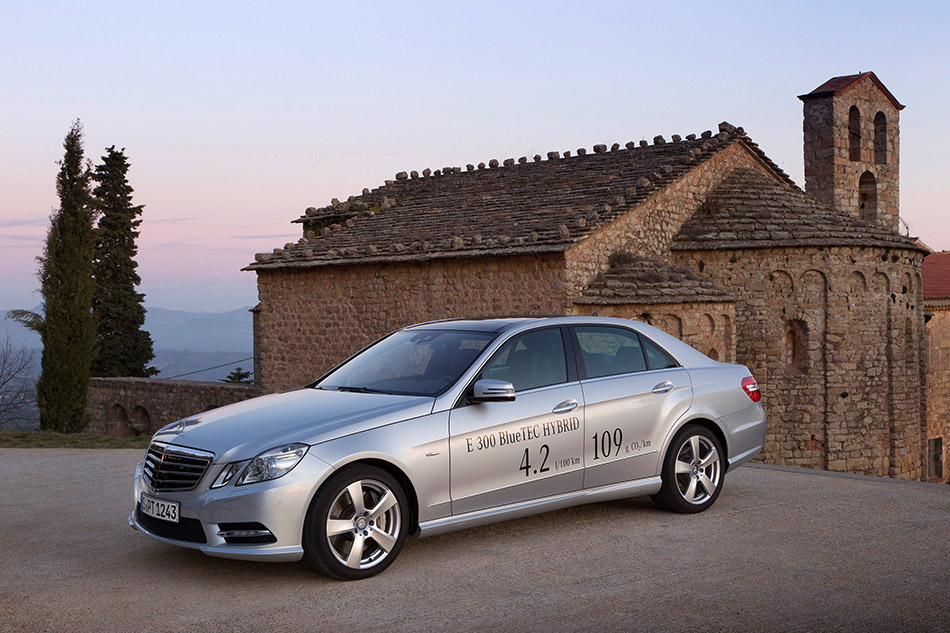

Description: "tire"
652 424 725 514
303 464 409 580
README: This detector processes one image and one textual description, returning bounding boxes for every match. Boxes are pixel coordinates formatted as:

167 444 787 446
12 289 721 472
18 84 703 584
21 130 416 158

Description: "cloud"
0 219 48 229
0 235 44 242
230 233 300 240
143 217 199 225
150 241 250 255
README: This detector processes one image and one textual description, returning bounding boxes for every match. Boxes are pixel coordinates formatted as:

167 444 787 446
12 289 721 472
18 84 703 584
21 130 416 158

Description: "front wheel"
652 424 725 513
303 464 409 580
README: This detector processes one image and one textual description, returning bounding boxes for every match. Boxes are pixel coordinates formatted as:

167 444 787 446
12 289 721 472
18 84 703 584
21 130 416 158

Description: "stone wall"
87 377 261 436
254 253 569 392
925 304 950 483
673 245 926 479
802 79 901 231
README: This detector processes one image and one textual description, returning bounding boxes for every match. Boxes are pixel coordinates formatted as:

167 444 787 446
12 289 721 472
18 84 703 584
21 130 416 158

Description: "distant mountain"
0 306 42 349
0 305 254 430
1 305 253 354
142 307 253 353
150 350 253 382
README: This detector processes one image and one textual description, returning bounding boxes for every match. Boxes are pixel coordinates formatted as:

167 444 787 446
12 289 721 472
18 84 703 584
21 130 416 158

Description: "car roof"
403 315 651 334
403 318 536 333
402 316 723 369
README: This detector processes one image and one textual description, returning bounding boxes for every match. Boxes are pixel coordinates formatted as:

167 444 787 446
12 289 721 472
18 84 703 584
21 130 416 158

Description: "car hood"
151 388 434 463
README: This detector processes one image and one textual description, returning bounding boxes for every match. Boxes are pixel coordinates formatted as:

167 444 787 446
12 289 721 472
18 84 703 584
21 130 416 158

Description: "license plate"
140 493 180 523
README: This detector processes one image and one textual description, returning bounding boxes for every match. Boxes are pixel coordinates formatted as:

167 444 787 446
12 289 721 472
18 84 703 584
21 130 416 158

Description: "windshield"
316 329 497 396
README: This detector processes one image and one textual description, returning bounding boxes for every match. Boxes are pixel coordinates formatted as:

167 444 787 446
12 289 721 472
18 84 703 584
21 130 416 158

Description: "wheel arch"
331 457 421 535
660 415 731 473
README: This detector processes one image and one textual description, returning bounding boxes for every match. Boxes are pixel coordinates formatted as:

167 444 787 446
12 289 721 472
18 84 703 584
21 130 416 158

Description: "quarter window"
573 326 647 378
481 328 567 392
643 337 678 370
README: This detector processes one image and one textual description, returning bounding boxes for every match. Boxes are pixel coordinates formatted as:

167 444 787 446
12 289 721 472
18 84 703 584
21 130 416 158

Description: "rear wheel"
303 464 408 580
652 424 724 513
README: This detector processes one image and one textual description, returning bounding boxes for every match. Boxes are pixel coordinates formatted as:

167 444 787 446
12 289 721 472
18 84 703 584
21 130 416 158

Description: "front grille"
136 507 207 543
143 442 214 492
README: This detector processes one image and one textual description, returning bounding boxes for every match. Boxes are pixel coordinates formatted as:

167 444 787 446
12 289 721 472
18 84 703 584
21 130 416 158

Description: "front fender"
306 411 451 524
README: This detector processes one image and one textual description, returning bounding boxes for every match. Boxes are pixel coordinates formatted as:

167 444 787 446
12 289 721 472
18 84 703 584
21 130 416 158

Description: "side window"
481 328 567 392
643 337 678 370
573 326 647 379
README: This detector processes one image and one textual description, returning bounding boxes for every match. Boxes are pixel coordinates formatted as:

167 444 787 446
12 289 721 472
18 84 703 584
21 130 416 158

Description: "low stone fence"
87 377 262 437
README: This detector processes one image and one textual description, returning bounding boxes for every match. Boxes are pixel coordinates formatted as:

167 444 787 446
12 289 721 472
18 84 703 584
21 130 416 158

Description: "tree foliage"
32 121 98 432
221 366 254 384
91 146 157 377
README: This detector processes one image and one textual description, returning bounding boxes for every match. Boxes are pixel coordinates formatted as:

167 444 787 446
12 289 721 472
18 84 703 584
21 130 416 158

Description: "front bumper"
130 452 333 562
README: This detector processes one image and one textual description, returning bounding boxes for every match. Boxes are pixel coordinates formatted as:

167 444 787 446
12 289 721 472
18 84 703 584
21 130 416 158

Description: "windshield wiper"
335 385 389 394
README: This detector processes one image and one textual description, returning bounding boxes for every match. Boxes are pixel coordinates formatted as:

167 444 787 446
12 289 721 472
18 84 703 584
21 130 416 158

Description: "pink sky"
2 2 948 312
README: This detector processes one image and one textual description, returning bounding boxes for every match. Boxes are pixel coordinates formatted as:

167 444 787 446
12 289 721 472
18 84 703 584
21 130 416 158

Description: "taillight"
741 376 761 402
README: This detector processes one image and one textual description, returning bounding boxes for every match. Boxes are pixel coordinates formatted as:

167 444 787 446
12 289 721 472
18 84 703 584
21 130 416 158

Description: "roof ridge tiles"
250 124 804 270
290 125 758 224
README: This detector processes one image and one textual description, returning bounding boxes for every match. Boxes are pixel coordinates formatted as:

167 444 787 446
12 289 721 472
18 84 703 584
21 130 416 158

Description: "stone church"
89 72 934 481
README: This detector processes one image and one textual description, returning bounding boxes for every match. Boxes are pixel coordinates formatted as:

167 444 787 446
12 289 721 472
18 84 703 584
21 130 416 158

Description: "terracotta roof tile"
798 71 904 111
671 168 922 253
922 252 950 300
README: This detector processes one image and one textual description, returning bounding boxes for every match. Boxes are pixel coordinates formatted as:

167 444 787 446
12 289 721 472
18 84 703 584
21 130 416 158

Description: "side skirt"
415 476 662 538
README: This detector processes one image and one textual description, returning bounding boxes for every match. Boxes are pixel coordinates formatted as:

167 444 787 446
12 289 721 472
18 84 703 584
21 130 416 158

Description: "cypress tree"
91 146 156 377
36 121 97 432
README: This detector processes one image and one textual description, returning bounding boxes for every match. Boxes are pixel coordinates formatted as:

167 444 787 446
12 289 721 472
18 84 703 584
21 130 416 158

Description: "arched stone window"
109 404 130 437
130 406 152 436
656 314 682 339
874 112 887 164
785 320 808 374
849 106 861 161
859 171 877 222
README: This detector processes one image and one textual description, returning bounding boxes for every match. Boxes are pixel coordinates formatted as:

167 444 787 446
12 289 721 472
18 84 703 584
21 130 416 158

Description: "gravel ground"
0 449 947 633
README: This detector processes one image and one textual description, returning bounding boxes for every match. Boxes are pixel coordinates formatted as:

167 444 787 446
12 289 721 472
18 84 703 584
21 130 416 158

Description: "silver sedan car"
131 317 765 580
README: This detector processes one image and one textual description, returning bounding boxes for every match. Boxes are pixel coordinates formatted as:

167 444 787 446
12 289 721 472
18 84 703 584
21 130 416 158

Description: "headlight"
235 443 310 486
210 461 247 489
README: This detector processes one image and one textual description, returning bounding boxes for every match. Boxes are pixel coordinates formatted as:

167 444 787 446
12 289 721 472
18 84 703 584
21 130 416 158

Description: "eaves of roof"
798 71 905 111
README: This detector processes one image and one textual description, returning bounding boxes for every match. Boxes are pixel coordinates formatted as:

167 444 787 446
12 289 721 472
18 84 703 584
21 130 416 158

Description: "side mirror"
468 379 516 403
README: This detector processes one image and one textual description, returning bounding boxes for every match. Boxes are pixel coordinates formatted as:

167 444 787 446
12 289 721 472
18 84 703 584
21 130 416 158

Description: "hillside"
1 305 253 354
1 306 254 430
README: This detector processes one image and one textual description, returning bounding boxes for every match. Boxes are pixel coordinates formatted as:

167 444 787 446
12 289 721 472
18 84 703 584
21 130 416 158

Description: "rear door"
569 325 693 488
448 327 586 514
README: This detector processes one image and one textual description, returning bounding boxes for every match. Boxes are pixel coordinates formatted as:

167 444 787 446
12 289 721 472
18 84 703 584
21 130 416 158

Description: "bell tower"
799 72 904 232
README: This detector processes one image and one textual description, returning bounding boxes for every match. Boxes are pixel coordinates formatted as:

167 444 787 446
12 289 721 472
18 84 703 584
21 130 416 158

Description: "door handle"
552 399 579 414
652 381 674 394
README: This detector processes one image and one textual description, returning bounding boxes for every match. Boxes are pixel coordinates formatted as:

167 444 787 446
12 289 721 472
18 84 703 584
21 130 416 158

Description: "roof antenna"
899 217 911 236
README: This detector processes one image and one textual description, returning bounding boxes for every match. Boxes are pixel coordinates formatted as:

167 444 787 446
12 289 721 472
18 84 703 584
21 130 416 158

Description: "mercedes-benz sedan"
131 317 765 579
